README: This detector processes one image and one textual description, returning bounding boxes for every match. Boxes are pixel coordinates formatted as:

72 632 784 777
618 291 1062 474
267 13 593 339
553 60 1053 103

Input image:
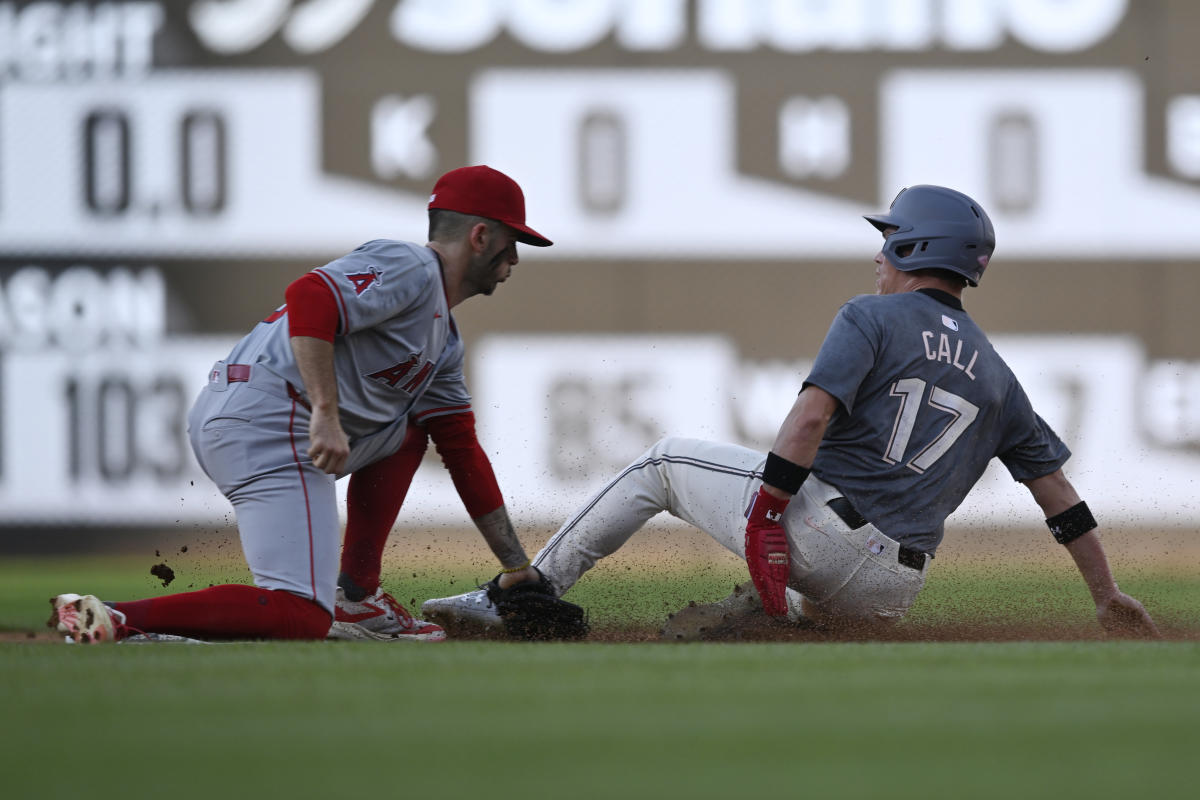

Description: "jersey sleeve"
410 338 472 424
310 240 439 336
802 300 879 414
995 382 1072 481
423 411 505 518
284 272 340 341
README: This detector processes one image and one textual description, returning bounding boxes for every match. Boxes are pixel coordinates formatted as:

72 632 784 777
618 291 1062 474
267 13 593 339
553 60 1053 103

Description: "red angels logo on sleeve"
347 265 383 295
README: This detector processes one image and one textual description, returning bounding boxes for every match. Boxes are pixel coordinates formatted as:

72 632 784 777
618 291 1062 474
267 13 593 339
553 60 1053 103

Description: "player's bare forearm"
764 386 837 498
1023 471 1115 599
1023 470 1160 637
1062 530 1118 604
290 336 339 411
290 335 349 473
1066 533 1160 637
472 505 530 572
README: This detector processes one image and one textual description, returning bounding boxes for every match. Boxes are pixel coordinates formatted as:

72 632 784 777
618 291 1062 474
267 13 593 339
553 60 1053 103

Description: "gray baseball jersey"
188 239 471 611
227 238 471 436
804 289 1069 554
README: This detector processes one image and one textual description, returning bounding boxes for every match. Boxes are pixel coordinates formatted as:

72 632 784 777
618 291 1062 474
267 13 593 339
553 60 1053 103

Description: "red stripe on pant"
288 397 318 602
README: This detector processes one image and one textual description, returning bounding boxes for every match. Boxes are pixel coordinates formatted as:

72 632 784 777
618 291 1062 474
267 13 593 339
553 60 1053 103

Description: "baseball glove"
483 570 589 641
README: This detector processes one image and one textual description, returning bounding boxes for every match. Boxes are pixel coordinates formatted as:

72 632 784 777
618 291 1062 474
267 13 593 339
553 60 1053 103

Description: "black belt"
827 496 928 571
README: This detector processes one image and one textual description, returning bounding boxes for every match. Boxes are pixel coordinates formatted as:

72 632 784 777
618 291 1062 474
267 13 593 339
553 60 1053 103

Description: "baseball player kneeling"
49 166 559 644
422 185 1160 641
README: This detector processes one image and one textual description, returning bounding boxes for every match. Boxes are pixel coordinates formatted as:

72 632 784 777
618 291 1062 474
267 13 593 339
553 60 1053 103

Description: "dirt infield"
362 522 1200 644
382 522 1200 573
9 522 1193 645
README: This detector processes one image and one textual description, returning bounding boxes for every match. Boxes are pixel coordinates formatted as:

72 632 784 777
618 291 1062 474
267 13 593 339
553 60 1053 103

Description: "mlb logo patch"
865 536 885 555
942 314 959 331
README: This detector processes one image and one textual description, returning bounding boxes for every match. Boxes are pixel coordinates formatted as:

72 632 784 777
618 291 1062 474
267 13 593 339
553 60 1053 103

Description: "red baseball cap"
428 165 552 247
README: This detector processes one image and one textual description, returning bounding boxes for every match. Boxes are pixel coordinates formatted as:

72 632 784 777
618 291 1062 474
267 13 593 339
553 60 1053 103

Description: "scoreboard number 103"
62 369 191 484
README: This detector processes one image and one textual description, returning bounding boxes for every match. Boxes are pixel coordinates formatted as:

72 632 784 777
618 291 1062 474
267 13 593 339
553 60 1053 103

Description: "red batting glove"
745 487 791 617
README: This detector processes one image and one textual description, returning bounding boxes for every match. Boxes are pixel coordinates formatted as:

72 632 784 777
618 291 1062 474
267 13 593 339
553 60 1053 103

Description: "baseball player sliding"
51 165 555 643
423 185 1161 640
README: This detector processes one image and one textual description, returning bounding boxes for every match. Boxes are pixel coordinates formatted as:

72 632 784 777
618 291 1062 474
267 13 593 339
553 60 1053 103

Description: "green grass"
2 555 1197 799
1 640 1196 799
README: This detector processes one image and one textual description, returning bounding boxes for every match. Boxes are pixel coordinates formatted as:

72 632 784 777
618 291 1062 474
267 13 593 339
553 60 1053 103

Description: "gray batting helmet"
864 185 995 286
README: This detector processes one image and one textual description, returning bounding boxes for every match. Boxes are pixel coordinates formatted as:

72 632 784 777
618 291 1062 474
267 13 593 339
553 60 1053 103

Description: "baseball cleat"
48 594 128 644
120 632 210 644
421 588 504 636
328 587 446 642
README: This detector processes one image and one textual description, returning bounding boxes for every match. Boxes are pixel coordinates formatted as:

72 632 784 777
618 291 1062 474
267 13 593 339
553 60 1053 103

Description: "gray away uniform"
187 240 471 612
532 289 1070 621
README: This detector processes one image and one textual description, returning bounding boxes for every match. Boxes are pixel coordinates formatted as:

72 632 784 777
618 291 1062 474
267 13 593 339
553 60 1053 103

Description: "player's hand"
497 565 540 590
307 407 350 474
1096 591 1161 639
745 487 791 617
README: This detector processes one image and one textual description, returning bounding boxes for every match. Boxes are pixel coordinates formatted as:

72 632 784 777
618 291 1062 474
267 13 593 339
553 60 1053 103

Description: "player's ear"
468 221 491 254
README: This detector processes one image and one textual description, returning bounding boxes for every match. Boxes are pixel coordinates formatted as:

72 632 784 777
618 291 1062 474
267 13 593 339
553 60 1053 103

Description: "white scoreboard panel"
0 72 429 257
0 337 236 523
9 67 1200 259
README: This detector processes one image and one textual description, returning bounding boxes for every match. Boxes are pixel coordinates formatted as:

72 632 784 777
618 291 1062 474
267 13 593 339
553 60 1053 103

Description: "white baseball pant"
532 437 928 622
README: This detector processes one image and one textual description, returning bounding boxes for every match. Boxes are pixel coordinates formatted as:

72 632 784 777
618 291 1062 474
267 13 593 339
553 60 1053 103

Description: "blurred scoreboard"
6 0 1200 260
2 0 1200 526
0 337 236 523
0 72 428 255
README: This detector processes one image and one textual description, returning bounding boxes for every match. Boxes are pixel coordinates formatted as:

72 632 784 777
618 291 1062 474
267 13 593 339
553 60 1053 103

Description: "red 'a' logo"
347 266 382 295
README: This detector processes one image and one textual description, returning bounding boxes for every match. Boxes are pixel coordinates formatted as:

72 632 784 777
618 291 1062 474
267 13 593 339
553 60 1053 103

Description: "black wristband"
1046 501 1097 545
762 451 810 495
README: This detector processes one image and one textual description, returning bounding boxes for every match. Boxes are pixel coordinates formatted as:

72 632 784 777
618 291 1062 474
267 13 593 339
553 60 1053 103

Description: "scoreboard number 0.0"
83 106 228 217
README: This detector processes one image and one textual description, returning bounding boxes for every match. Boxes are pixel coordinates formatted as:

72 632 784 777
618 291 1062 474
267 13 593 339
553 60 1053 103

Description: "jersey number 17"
884 378 979 473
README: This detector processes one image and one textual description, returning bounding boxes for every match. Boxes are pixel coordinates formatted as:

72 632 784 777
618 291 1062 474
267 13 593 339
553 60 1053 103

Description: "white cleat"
121 633 210 645
328 587 446 642
421 589 504 636
49 594 127 644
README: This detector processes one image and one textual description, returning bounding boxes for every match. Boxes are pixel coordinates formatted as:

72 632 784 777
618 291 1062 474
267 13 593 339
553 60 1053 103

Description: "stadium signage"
1 0 1195 260
185 0 1129 55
